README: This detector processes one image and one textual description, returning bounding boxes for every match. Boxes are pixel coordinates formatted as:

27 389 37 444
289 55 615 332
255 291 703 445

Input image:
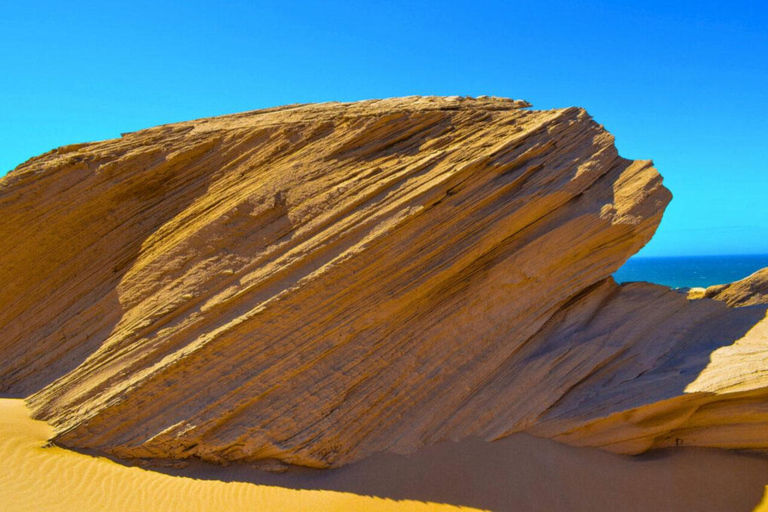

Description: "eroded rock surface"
703 268 768 307
0 96 765 468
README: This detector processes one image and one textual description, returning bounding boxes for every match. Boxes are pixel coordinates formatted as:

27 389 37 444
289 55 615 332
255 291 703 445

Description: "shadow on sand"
98 433 768 512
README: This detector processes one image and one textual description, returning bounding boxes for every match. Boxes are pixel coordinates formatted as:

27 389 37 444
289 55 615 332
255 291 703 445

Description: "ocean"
613 254 768 289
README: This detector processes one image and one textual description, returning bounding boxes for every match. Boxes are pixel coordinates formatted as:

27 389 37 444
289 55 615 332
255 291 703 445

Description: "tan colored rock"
526 279 768 454
0 96 668 466
1 95 765 469
703 267 768 307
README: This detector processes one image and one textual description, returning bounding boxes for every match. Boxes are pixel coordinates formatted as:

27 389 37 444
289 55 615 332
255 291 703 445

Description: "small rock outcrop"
703 268 768 307
0 96 765 468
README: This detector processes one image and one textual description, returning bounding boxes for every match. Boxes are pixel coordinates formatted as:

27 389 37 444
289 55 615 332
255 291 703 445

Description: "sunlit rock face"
703 268 768 307
0 96 766 469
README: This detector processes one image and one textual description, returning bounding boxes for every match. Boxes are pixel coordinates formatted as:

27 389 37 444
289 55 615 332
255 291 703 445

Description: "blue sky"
2 1 766 256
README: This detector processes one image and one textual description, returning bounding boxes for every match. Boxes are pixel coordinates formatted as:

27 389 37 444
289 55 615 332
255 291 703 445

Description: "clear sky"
2 1 766 256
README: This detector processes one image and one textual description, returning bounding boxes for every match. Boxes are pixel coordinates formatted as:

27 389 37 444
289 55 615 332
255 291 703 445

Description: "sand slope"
0 399 473 512
4 397 768 511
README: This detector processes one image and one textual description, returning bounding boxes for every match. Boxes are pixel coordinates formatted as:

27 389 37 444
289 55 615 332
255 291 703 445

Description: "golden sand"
0 399 477 512
757 491 768 512
6 396 768 511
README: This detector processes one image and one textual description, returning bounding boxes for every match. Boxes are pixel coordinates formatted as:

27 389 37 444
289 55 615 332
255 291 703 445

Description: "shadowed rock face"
0 96 765 469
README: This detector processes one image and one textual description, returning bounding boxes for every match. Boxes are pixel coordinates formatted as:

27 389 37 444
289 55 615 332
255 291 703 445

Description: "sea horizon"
614 253 768 289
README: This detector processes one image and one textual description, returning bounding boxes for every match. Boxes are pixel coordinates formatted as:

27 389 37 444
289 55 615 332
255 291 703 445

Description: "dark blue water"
613 254 768 289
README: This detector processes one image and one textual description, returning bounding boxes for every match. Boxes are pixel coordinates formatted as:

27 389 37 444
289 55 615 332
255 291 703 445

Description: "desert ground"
3 397 768 511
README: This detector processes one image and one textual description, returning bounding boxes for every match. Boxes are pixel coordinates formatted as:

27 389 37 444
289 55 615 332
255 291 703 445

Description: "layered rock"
528 279 768 453
0 96 765 468
703 267 768 307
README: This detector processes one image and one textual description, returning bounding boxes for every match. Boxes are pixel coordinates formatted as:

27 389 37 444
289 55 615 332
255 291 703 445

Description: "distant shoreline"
615 254 768 289
628 253 768 260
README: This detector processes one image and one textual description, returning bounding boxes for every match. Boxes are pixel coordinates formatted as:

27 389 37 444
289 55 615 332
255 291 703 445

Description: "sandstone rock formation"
703 267 768 307
1 96 766 469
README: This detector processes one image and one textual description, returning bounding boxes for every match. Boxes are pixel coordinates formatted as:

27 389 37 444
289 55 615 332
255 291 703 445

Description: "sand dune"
0 399 473 512
3 397 768 511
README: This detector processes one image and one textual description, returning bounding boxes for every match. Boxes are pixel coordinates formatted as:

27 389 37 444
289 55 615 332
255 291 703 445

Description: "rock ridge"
0 96 765 468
